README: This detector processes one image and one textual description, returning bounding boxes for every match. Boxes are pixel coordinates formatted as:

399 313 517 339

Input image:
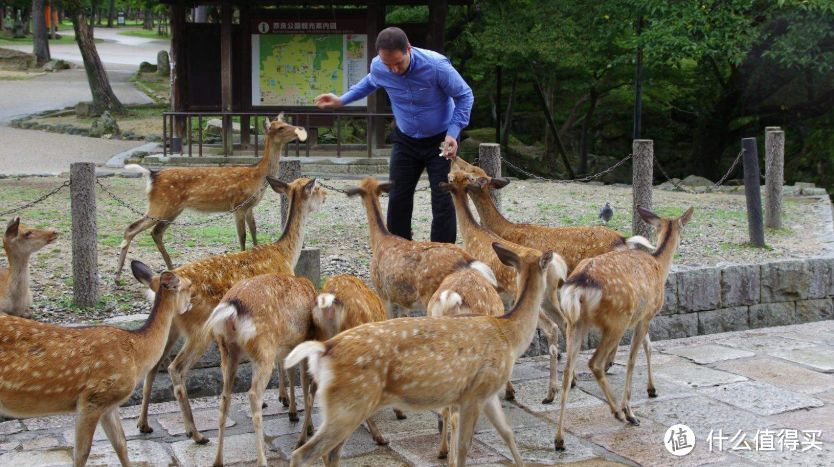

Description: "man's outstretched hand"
314 93 343 109
442 136 458 160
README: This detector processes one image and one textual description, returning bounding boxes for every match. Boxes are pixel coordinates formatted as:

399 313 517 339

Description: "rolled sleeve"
436 58 474 139
339 73 379 106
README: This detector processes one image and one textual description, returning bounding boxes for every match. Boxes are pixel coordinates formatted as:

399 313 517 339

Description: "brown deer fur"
346 177 475 314
0 261 191 467
303 274 392 446
440 170 569 404
285 243 566 467
203 273 318 467
0 217 58 317
115 114 308 279
554 207 693 450
132 177 326 444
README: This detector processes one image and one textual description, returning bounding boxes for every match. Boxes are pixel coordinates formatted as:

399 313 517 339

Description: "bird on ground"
599 202 613 225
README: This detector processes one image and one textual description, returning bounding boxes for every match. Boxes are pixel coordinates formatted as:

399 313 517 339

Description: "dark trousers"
387 128 456 243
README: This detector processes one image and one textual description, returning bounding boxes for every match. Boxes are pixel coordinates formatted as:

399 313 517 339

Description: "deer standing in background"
132 177 326 445
0 261 191 466
554 207 693 450
285 243 566 467
115 114 307 280
0 217 58 317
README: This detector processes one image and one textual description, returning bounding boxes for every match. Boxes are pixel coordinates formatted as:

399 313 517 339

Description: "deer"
0 260 191 467
115 113 308 281
0 217 58 317
554 207 693 451
203 272 318 467
302 274 396 447
285 243 567 467
132 177 326 445
453 158 654 403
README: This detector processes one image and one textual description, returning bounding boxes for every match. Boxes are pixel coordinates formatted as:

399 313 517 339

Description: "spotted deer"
554 207 693 450
0 261 191 467
132 177 326 445
1 217 58 317
203 273 318 467
115 114 308 280
285 243 566 466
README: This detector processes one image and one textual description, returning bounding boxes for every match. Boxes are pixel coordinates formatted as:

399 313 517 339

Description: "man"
314 27 473 243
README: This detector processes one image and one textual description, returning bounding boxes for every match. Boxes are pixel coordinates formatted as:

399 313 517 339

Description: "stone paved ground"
2 320 833 466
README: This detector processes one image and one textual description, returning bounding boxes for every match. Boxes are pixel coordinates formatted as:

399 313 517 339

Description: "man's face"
379 46 411 75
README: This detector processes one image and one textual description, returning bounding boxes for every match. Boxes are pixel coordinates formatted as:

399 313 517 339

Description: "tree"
64 0 124 113
31 0 49 64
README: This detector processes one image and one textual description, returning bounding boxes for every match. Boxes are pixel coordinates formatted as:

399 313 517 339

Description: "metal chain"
96 178 269 226
317 179 430 196
0 180 70 217
500 153 633 183
654 149 745 194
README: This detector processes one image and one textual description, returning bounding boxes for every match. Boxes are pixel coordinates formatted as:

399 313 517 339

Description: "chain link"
96 178 269 226
317 179 430 197
500 153 633 183
654 149 745 194
0 180 70 218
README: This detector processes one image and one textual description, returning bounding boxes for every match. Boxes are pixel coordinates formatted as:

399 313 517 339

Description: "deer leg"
454 400 481 467
296 360 315 448
437 406 451 459
644 333 657 398
287 364 299 422
323 441 346 467
214 339 241 467
150 221 175 270
250 355 277 467
138 326 179 434
73 408 104 467
393 408 407 420
366 418 388 446
290 408 367 467
621 320 650 426
589 328 627 423
115 217 156 281
504 381 516 402
539 310 561 404
555 320 589 451
483 394 523 466
246 208 258 246
234 210 247 251
168 336 210 444
277 363 290 407
100 408 129 467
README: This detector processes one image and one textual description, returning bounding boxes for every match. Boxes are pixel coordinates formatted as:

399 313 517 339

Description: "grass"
118 29 168 39
0 35 100 46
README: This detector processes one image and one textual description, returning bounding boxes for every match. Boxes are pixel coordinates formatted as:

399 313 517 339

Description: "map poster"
252 32 368 107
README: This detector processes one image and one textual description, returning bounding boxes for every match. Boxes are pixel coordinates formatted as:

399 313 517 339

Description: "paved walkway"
1 321 832 466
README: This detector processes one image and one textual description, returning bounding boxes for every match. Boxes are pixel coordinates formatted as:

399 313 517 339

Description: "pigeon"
599 202 613 225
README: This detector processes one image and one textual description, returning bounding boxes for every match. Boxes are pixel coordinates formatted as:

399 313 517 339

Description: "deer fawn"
203 273 318 467
554 207 693 450
0 260 191 466
132 177 326 444
115 114 307 280
285 243 567 467
1 217 58 317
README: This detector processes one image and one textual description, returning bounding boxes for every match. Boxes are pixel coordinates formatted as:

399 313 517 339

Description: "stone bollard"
157 50 170 77
632 139 654 238
295 248 321 290
478 143 502 212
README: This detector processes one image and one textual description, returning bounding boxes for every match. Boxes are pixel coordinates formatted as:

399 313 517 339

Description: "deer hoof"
554 438 566 451
626 414 640 426
505 392 516 402
437 451 448 459
137 422 153 434
374 436 389 446
647 388 657 398
192 434 210 445
262 402 268 409
279 395 290 407
307 424 314 436
288 412 299 422
541 396 554 404
395 410 407 420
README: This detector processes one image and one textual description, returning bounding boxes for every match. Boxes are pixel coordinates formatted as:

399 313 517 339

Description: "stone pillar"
765 129 785 229
71 163 98 308
632 139 653 238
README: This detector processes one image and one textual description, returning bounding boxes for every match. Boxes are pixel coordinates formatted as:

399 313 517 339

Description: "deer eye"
23 231 32 238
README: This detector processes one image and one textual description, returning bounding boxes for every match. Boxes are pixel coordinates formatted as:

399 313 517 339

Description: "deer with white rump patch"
203 272 318 467
554 207 693 451
1 217 58 317
0 261 191 467
285 243 567 467
132 177 326 445
115 113 308 280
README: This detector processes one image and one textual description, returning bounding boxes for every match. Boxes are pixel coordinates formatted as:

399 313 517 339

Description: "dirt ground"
0 175 830 324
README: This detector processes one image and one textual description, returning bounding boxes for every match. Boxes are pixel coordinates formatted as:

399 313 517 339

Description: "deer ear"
276 112 285 122
159 271 180 291
637 207 662 229
490 177 510 189
438 182 453 193
304 178 317 195
539 251 554 271
5 217 20 239
263 117 271 132
680 207 694 227
131 260 154 288
492 242 520 269
473 177 489 190
266 177 289 193
377 182 393 194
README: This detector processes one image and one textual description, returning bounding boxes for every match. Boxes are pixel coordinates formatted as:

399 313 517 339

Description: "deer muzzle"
294 127 308 142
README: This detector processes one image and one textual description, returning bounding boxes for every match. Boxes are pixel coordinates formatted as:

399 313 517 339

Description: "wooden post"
742 137 765 247
632 139 653 238
220 1 233 156
765 130 785 229
70 163 98 308
427 0 447 53
478 143 502 212
278 160 302 229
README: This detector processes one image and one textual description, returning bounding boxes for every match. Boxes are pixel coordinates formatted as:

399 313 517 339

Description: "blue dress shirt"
339 47 474 140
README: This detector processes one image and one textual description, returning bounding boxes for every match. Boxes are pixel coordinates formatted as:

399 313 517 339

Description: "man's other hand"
442 136 458 160
314 93 343 109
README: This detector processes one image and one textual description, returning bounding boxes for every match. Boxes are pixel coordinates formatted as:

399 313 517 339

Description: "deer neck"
652 223 681 281
131 291 178 365
3 248 32 309
451 190 483 247
362 194 391 250
470 190 514 234
276 193 308 269
496 267 546 358
258 136 284 177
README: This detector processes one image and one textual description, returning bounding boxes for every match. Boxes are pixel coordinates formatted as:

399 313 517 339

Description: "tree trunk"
143 7 152 30
70 7 124 113
579 87 599 175
107 0 114 27
500 74 517 152
531 72 575 178
21 6 31 35
32 0 50 65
